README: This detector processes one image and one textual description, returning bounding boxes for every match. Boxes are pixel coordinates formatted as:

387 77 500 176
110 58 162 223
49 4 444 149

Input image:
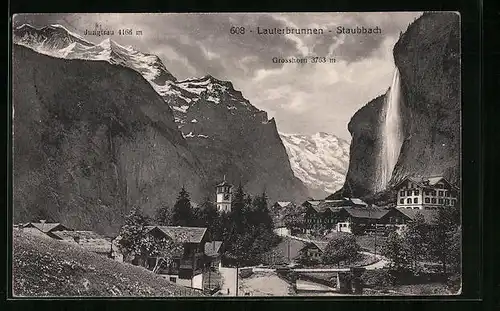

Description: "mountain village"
12 13 461 297
14 173 460 296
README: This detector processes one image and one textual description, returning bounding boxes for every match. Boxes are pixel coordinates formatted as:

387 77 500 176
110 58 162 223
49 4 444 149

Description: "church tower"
216 176 232 213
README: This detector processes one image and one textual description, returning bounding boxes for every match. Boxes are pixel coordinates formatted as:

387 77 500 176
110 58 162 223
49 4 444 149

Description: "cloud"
13 12 423 139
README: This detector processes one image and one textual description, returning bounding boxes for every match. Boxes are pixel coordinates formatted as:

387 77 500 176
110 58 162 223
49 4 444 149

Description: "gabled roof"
204 241 223 256
146 226 208 243
302 200 323 206
394 175 459 190
342 207 389 219
350 198 368 206
23 222 71 233
274 201 292 208
397 209 439 225
216 180 232 187
302 241 328 253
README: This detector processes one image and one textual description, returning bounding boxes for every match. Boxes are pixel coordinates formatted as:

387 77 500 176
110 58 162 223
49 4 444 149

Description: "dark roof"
23 222 71 233
204 241 223 256
343 207 390 219
146 226 208 243
216 180 232 187
397 208 439 225
302 200 323 207
301 241 329 253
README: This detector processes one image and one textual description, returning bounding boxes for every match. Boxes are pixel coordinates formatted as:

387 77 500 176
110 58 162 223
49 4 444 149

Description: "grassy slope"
12 230 204 297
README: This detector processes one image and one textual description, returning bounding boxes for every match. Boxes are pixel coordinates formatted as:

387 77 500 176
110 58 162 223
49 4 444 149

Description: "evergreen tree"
155 204 172 226
230 183 246 231
252 192 273 230
172 187 193 227
197 196 218 230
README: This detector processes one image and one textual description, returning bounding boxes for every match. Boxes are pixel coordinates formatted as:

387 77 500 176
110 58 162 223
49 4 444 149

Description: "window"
170 277 177 283
425 198 430 203
451 200 456 206
445 192 450 197
432 191 437 196
413 207 419 210
424 190 429 195
407 198 412 204
438 191 444 196
438 198 443 204
445 199 450 205
414 198 418 204
414 190 419 196
400 199 404 204
407 190 411 196
431 198 437 204
400 191 405 196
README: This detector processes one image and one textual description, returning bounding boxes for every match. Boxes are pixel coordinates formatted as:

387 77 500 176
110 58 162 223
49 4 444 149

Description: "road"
286 233 389 270
296 279 336 292
219 267 238 296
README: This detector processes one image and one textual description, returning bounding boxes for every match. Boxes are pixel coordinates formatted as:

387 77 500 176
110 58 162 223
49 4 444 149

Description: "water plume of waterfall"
375 67 404 192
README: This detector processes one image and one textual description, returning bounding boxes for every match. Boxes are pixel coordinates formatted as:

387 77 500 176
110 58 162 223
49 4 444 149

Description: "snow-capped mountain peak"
280 132 350 199
13 23 177 88
14 23 94 51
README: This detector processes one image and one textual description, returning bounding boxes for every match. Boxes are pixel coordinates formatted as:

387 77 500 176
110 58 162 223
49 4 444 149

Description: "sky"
13 12 422 140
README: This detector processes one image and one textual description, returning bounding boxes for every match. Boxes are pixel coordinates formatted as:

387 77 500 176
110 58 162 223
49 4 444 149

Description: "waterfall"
375 67 404 192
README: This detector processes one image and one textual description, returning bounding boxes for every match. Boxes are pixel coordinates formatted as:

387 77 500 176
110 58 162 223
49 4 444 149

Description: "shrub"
446 273 461 294
239 268 253 279
361 269 395 289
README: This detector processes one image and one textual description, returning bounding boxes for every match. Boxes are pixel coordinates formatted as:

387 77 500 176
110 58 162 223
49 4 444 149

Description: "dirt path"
219 267 238 296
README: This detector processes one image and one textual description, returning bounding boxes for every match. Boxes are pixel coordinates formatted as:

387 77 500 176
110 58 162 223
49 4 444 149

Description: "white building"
216 178 232 213
394 176 459 210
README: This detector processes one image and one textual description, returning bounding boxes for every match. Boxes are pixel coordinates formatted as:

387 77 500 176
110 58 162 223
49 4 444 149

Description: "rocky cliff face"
12 46 204 235
163 75 309 203
12 24 309 227
338 12 460 199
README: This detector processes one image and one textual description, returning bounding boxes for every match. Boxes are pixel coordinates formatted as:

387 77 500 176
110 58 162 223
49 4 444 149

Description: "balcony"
179 259 194 269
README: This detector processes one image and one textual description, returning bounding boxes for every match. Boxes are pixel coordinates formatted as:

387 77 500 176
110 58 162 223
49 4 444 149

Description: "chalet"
22 221 72 238
145 226 209 289
302 198 368 232
394 176 459 210
51 230 117 258
204 241 223 269
335 207 411 234
299 241 328 262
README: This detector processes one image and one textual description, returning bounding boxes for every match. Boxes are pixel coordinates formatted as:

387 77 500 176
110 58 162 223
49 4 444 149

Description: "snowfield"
280 132 350 197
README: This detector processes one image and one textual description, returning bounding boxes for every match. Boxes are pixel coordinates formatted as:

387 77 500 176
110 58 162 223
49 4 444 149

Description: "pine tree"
230 183 246 231
172 187 193 227
155 204 172 226
197 196 218 230
253 191 273 230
